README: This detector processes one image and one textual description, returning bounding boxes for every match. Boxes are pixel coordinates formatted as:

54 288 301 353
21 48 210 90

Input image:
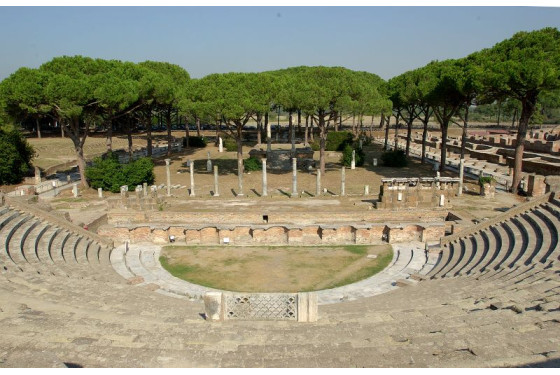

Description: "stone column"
351 150 356 170
364 185 369 196
373 158 378 167
266 122 272 152
120 185 128 207
316 170 321 197
262 158 268 197
189 160 195 197
213 165 219 197
458 158 464 196
34 167 41 184
98 187 103 198
341 167 346 196
218 137 223 153
143 182 148 197
291 119 296 154
206 152 212 172
72 183 78 198
165 158 171 196
436 171 441 189
237 160 244 197
291 158 297 197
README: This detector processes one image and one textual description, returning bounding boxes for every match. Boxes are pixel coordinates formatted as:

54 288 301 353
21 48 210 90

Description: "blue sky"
1 6 559 81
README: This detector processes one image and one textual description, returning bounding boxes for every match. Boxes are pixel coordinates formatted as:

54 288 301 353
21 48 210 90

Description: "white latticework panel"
225 293 298 320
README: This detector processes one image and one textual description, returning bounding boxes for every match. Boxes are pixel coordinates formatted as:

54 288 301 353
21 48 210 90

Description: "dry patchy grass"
159 244 393 293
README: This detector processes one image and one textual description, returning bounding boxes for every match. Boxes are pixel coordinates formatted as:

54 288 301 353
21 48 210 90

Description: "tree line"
0 27 559 193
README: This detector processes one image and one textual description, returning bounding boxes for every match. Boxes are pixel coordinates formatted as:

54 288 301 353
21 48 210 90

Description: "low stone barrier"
204 292 317 322
99 222 445 246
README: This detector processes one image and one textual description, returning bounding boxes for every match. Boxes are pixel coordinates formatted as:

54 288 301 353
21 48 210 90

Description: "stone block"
204 292 224 321
200 227 220 245
130 227 151 243
185 229 201 245
152 229 169 244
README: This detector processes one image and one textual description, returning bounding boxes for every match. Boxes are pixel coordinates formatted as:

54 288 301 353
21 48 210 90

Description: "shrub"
311 131 354 152
340 145 365 167
86 152 155 193
380 150 408 168
0 128 35 185
184 136 207 148
223 137 238 152
478 176 495 186
243 156 262 171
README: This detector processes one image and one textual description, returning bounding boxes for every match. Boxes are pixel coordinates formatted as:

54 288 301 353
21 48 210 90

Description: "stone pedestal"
218 137 223 153
291 158 297 197
143 182 148 197
341 167 346 196
480 183 496 198
98 188 103 198
204 292 223 321
34 167 41 184
213 165 220 197
458 158 464 196
373 158 378 167
364 185 369 196
165 158 171 196
527 174 546 197
351 150 356 170
262 158 267 197
72 183 78 198
316 170 321 197
189 160 195 197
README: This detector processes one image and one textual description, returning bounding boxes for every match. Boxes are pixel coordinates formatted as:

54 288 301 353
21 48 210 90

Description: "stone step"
534 206 560 263
427 243 454 279
463 228 492 276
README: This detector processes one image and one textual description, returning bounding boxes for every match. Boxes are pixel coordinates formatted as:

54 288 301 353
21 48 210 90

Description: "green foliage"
478 176 495 186
223 136 237 152
0 128 35 184
340 144 365 167
380 150 408 168
311 131 353 151
85 152 154 193
185 136 207 148
243 156 262 171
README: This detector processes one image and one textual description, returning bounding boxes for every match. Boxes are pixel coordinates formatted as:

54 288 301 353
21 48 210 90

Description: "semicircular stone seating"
1 195 560 367
411 192 560 315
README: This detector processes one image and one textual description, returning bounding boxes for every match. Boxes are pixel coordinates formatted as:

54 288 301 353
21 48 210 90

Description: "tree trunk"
460 106 469 160
196 116 201 137
105 119 112 152
36 118 42 139
352 114 356 136
65 118 89 188
319 114 326 175
497 101 501 127
264 112 270 148
421 119 428 164
440 123 448 173
309 116 315 143
511 94 537 193
297 110 301 135
256 113 262 145
166 110 172 156
393 113 400 150
304 115 309 146
146 117 153 157
405 119 412 157
236 124 244 195
384 115 390 151
333 111 339 132
288 111 293 143
185 115 190 149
